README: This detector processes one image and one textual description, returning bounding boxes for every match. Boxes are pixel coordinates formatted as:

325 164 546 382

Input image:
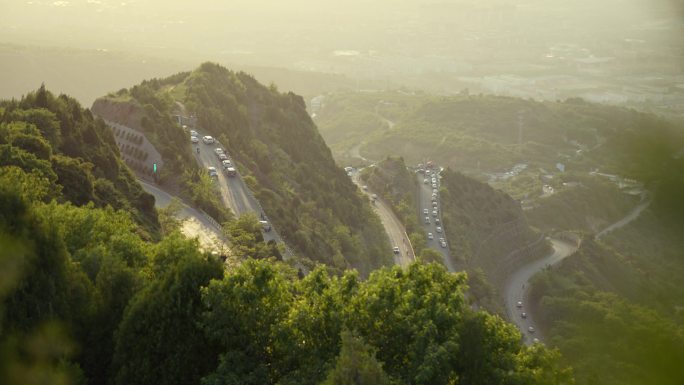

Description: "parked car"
202 135 214 144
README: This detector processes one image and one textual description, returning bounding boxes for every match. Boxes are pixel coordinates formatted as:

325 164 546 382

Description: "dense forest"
91 74 232 223
0 85 159 236
439 170 548 303
0 86 578 385
100 63 391 274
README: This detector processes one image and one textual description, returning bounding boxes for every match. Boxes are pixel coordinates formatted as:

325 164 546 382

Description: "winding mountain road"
351 171 414 266
503 239 578 344
138 179 228 252
190 131 292 257
504 193 651 344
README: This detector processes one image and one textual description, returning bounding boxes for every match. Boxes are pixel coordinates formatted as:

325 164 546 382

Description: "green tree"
111 239 223 385
321 329 390 385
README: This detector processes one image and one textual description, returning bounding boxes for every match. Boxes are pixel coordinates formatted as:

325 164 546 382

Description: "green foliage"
527 175 640 233
201 260 571 385
0 87 160 237
530 226 684 385
225 213 282 260
321 329 390 385
112 236 223 385
163 62 392 274
439 170 541 283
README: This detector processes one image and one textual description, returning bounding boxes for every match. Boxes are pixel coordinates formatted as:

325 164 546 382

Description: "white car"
423 209 429 215
440 240 447 248
516 301 523 308
528 326 535 334
207 166 218 177
190 135 199 143
436 226 442 233
190 130 198 137
221 159 232 168
423 178 429 184
225 167 237 177
219 153 229 161
432 183 437 189
432 210 438 217
424 216 431 224
393 246 400 254
214 147 224 156
202 135 214 144
427 232 434 240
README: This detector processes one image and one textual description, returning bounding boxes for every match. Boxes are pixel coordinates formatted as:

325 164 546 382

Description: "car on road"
431 196 438 202
214 147 224 156
362 185 368 191
435 218 440 224
190 130 198 137
521 312 527 319
423 178 429 184
432 183 437 189
528 326 535 334
432 201 438 208
259 220 272 232
190 135 199 143
218 153 229 161
427 232 434 240
207 166 218 177
432 210 438 217
436 226 442 233
393 246 400 254
516 301 523 308
225 167 237 177
440 240 447 248
424 216 431 224
202 135 214 144
221 159 232 168
423 209 429 215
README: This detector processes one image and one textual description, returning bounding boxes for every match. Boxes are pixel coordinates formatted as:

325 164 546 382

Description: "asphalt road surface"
503 239 578 345
352 171 414 266
415 170 455 272
138 179 228 252
191 132 286 251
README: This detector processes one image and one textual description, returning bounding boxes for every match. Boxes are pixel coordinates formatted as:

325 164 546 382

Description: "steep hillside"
91 74 231 223
95 63 392 274
0 85 159 236
439 170 548 292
